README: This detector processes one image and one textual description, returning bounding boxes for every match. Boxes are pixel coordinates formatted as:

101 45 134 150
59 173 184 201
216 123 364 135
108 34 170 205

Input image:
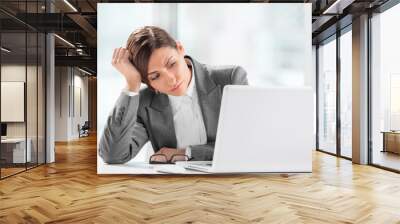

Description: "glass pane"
371 4 400 171
38 32 45 165
25 0 40 170
1 30 27 177
27 31 38 169
0 1 46 178
318 38 337 154
340 30 352 158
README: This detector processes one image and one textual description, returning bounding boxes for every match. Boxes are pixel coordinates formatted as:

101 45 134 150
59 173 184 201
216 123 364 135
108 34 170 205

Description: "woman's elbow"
232 66 249 85
99 142 134 164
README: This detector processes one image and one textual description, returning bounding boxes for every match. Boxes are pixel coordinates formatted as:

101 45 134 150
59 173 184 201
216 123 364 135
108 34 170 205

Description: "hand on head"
111 47 142 92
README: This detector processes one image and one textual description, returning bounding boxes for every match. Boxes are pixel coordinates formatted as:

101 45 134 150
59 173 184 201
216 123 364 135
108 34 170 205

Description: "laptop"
180 86 314 173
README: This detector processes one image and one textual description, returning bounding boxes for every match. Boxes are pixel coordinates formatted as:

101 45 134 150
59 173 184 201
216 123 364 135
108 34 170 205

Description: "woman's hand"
112 47 141 92
151 147 187 163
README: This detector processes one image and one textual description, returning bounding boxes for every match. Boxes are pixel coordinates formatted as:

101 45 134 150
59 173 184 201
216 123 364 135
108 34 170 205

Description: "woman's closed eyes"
169 62 176 68
149 62 176 81
149 73 160 81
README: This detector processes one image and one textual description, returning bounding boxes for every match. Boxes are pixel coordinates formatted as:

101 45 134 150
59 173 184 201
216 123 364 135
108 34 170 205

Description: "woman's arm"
229 65 249 86
99 93 149 164
99 48 148 164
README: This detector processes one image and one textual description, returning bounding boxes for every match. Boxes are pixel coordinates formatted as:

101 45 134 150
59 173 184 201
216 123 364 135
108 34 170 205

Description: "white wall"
1 65 27 153
71 73 89 138
1 65 40 138
55 66 68 141
54 67 89 141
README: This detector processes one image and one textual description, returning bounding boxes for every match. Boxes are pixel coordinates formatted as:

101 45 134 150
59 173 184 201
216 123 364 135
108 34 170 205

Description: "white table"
97 152 211 174
1 138 32 163
97 142 207 174
97 157 207 174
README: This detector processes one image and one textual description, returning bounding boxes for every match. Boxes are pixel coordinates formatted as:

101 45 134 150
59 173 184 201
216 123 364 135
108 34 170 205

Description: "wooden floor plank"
0 134 400 223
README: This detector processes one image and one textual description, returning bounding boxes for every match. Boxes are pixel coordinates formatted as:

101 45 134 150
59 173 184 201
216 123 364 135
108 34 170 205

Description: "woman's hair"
126 26 177 90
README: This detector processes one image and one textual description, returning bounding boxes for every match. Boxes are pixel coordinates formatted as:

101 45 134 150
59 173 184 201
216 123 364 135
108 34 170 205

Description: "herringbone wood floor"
1 134 400 224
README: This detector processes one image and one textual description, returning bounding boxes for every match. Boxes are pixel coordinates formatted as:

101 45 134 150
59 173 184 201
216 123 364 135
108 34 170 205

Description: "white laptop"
180 85 314 173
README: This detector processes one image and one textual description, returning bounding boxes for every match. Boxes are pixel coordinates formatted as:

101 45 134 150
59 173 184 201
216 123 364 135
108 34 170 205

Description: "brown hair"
126 26 177 90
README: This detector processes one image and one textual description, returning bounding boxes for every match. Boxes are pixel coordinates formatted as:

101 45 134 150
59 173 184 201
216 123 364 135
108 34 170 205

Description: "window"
317 37 337 154
370 3 400 171
340 29 352 158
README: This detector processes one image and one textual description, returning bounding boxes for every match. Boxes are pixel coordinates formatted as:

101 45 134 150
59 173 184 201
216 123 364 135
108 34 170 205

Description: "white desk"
97 153 211 174
97 158 206 174
1 138 32 163
97 143 207 174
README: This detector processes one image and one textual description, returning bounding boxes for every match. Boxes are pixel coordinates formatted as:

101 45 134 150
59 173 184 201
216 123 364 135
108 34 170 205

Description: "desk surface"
98 160 206 174
1 138 27 143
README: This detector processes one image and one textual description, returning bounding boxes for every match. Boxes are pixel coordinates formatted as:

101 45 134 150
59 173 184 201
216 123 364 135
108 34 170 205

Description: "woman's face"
147 42 192 96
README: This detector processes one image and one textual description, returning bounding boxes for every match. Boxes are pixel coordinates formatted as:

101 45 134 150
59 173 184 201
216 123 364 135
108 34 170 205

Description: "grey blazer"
99 55 248 164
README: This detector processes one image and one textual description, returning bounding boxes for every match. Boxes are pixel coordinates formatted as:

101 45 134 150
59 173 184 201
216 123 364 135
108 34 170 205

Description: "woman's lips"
170 81 182 92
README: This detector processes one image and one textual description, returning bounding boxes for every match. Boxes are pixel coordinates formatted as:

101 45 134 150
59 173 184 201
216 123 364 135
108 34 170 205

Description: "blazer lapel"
147 93 177 150
186 56 222 141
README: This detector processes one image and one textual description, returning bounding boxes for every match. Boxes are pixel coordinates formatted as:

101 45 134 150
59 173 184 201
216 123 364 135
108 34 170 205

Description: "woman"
99 26 248 164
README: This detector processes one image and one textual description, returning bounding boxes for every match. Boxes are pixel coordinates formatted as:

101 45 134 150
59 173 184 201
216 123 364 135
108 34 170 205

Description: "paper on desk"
153 165 206 174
